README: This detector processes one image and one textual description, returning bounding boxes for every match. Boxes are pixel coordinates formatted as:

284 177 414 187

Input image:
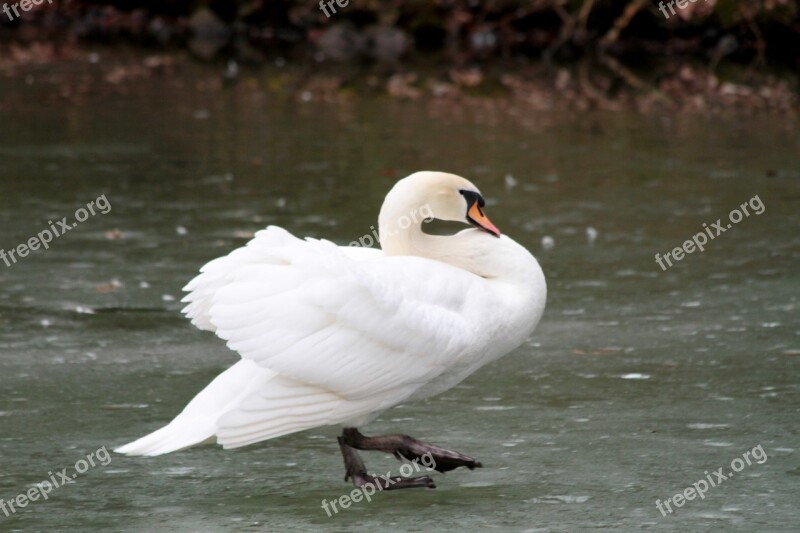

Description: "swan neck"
377 190 433 257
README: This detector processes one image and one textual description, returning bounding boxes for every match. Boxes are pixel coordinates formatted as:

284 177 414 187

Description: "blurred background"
1 0 799 110
0 1 798 532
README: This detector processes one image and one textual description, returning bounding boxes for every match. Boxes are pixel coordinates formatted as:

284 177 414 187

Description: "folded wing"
182 226 484 401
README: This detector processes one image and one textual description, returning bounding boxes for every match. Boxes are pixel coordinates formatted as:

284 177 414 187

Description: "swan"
116 171 547 489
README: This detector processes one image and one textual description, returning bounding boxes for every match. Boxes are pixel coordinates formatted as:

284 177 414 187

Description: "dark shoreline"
1 47 796 118
0 1 797 115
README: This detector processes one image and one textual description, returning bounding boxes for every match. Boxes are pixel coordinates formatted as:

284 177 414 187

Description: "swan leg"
337 435 436 490
341 428 482 473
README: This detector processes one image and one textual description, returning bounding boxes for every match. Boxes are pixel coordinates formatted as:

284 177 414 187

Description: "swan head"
378 171 539 283
381 171 501 238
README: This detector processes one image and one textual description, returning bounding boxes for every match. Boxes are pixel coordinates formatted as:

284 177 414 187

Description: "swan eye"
459 189 485 208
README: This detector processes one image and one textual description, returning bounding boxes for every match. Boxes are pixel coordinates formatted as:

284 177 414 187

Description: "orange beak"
468 202 501 237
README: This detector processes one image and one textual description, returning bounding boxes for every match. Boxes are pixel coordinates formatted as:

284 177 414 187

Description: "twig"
575 0 596 44
599 0 648 51
741 5 766 68
598 53 676 108
543 2 575 63
577 60 611 106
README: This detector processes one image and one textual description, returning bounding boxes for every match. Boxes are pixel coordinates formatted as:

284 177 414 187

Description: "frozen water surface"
0 68 798 531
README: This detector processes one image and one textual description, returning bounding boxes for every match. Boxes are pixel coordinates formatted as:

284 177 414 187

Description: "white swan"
116 171 546 488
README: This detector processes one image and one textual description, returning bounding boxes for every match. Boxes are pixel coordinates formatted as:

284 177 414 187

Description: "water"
0 61 798 531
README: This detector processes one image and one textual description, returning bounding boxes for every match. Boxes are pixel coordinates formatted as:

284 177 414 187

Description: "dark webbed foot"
341 428 482 473
337 436 436 490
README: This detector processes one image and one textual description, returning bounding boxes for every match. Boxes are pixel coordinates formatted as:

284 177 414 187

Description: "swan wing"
182 226 487 401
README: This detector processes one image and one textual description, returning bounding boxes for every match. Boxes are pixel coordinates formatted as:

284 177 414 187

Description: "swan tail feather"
115 360 276 456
